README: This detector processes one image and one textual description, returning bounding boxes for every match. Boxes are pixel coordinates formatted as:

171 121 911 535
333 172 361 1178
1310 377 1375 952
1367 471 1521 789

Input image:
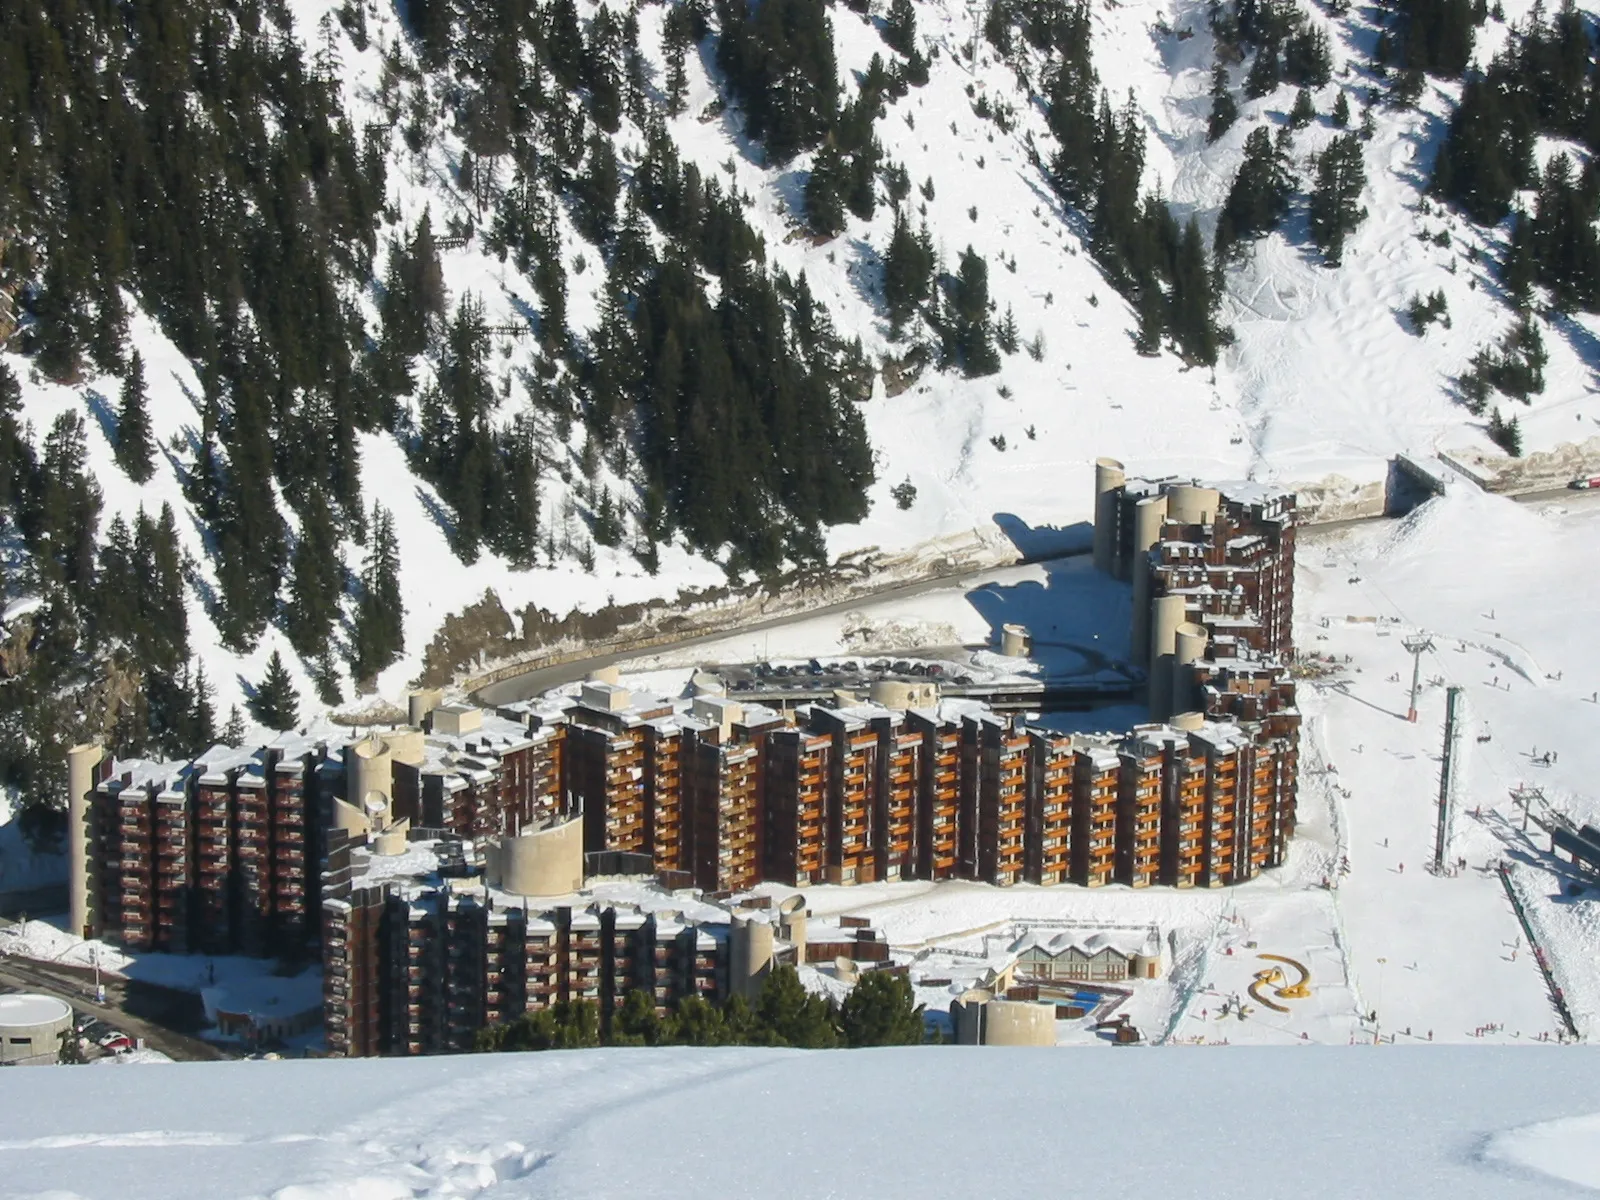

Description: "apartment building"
872 714 922 882
965 712 1029 886
809 707 880 885
89 739 327 960
906 709 961 879
643 721 686 873
564 683 674 855
1025 730 1074 885
1070 741 1121 887
76 651 1303 1061
399 706 565 840
763 725 832 886
321 831 734 1056
1092 465 1298 730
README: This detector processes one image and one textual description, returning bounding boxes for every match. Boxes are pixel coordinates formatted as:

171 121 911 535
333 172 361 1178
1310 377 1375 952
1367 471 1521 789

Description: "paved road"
475 549 1094 705
1512 484 1600 504
0 954 233 1063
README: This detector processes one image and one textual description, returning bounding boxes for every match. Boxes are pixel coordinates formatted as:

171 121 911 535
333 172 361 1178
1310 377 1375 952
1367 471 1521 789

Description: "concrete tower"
1092 458 1126 576
1129 493 1168 665
1148 595 1187 721
66 743 103 939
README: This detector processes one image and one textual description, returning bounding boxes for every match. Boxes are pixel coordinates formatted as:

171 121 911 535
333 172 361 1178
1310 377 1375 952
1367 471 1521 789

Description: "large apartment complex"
61 466 1303 1056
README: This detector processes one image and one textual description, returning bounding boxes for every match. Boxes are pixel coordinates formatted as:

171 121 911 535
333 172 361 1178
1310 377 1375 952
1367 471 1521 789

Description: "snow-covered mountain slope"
7 0 1598 725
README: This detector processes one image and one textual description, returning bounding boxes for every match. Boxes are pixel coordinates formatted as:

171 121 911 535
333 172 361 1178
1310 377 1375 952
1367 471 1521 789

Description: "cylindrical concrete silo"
348 736 393 823
1148 595 1187 721
1172 622 1210 718
778 895 808 965
66 743 102 939
1128 494 1169 662
1000 623 1030 658
1166 484 1221 527
982 1000 1057 1046
870 679 914 710
496 816 584 896
407 688 443 728
0 993 73 1065
1092 458 1126 576
730 913 775 1000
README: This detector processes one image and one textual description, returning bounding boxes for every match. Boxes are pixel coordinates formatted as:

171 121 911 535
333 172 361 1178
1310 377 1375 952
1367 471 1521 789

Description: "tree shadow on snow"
1545 309 1600 393
83 388 118 448
1393 107 1450 194
416 484 458 544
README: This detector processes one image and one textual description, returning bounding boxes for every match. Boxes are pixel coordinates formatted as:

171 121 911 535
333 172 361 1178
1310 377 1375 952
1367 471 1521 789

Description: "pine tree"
664 9 691 115
250 650 300 731
754 965 838 1047
1289 87 1316 129
1284 25 1332 87
1333 90 1351 127
884 0 918 57
839 970 924 1046
494 422 541 568
1309 133 1369 266
1169 216 1221 365
286 486 343 659
1207 64 1239 143
805 143 848 237
882 210 933 335
953 246 1000 377
114 350 155 484
997 305 1020 354
31 411 103 591
1215 126 1294 259
191 661 217 749
1135 281 1166 354
576 131 621 246
352 503 405 684
224 704 247 748
1245 45 1281 98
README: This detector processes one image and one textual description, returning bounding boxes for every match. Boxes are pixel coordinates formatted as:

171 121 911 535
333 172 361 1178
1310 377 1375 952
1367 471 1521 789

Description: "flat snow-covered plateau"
1 1046 1598 1199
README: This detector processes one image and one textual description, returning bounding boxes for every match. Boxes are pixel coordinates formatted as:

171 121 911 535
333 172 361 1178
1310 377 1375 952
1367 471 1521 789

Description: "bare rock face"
0 611 32 679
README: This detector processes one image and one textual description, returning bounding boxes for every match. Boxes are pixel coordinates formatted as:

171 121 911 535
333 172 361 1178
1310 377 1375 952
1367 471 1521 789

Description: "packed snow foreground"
1 1046 1598 1199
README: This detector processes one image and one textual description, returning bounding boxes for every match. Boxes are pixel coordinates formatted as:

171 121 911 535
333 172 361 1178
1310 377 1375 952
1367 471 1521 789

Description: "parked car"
1568 475 1600 489
96 1029 129 1049
100 1035 135 1054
